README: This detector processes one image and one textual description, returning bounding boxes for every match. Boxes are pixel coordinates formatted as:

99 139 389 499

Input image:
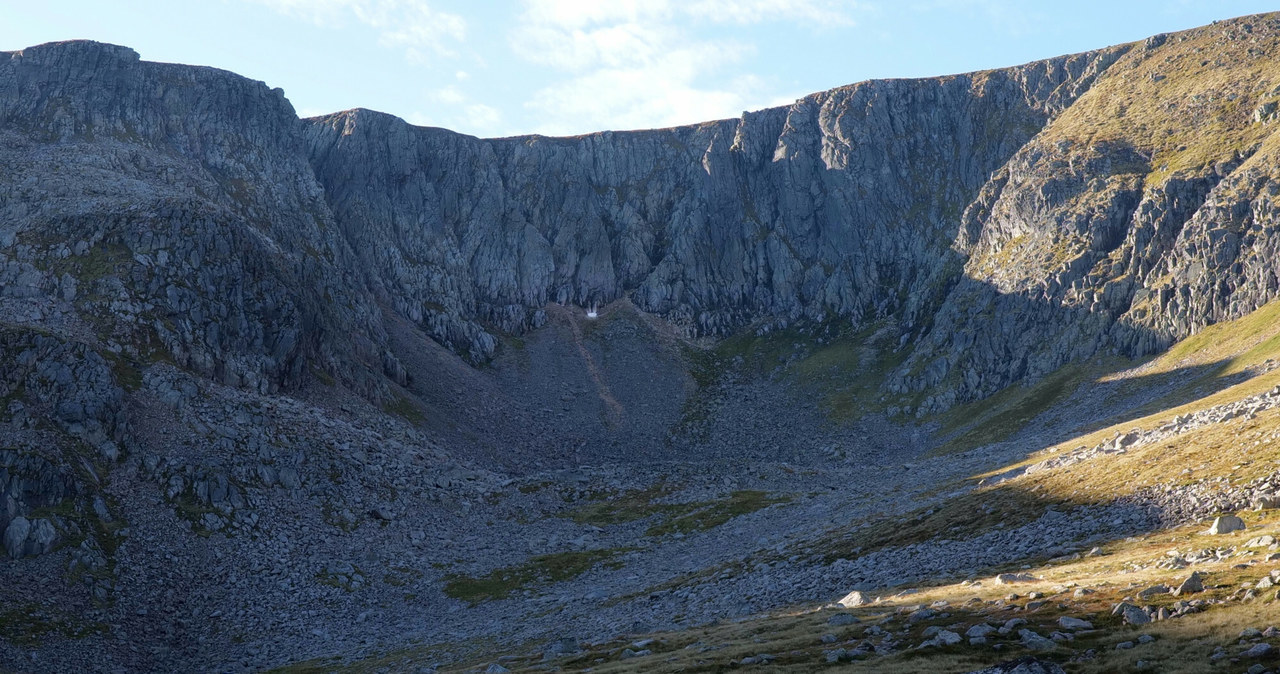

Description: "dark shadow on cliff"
933 353 1262 458
375 260 1280 476
817 477 1160 568
930 297 1280 468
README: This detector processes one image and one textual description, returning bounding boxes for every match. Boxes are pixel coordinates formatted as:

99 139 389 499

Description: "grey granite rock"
3 33 1276 423
1 17 1280 674
2 516 29 558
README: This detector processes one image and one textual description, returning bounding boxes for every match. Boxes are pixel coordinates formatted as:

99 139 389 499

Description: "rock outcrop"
10 16 1280 673
305 47 1124 366
0 40 389 397
7 18 1280 421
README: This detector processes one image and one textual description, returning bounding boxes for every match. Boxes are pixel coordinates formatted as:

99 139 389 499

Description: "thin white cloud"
250 0 466 61
431 85 467 105
418 85 504 134
465 103 502 130
683 0 859 26
405 111 436 126
294 106 330 118
912 0 1040 37
511 0 861 134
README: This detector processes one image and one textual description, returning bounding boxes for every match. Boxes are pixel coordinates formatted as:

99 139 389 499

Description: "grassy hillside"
410 289 1280 673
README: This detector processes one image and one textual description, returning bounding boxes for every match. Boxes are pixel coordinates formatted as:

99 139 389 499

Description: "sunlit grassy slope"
445 295 1280 673
434 511 1280 673
270 14 1280 674
287 285 1280 674
935 297 1280 459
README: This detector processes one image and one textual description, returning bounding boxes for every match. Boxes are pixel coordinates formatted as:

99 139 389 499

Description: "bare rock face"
304 47 1125 365
0 20 1275 525
906 16 1280 411
2 516 57 559
0 40 389 397
8 22 1280 421
296 14 1280 418
5 14 1280 674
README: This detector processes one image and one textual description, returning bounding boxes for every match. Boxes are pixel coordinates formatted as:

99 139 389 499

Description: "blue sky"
1 1 1275 137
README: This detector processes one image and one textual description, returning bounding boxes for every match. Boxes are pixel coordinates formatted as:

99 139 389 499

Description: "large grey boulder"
2 516 57 559
1057 616 1093 630
3 516 30 558
1138 583 1171 598
1253 495 1280 510
919 629 962 648
27 518 57 555
1243 642 1274 659
542 637 580 660
1173 572 1204 596
1206 515 1246 535
967 623 997 638
837 590 870 607
1018 629 1057 651
1112 602 1152 625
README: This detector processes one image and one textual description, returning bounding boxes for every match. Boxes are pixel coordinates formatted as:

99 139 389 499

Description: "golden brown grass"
967 296 1280 485
456 293 1280 670
1044 14 1280 185
443 512 1280 673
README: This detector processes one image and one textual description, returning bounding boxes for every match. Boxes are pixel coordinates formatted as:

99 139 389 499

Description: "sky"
1 1 1276 138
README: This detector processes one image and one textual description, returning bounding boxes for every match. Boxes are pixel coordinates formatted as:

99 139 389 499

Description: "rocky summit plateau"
10 11 1280 674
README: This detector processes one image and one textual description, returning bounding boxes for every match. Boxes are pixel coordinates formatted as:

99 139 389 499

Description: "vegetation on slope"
566 486 791 538
442 548 631 604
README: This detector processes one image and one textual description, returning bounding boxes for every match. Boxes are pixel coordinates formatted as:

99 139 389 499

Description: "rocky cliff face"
907 17 1280 411
8 14 1280 673
0 40 391 398
7 18 1280 424
304 47 1123 368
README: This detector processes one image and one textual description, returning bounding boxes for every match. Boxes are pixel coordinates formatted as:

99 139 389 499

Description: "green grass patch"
315 565 366 592
565 484 675 526
932 361 1102 455
104 340 173 393
1158 297 1280 370
263 658 347 674
517 480 553 494
443 548 630 603
170 496 221 537
645 490 792 537
1040 17 1280 188
310 366 336 387
382 395 425 426
0 381 26 414
104 352 144 392
680 319 914 427
792 328 914 423
1104 298 1280 423
817 484 1061 563
383 565 423 588
47 241 133 283
562 487 791 537
501 333 526 352
0 604 108 646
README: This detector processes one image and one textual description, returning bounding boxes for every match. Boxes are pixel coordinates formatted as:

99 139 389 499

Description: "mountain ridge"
7 13 1280 673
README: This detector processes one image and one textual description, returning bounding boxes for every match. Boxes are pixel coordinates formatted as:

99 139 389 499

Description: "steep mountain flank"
8 12 1280 674
3 18 1280 429
304 47 1123 369
0 40 390 397
916 19 1280 411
